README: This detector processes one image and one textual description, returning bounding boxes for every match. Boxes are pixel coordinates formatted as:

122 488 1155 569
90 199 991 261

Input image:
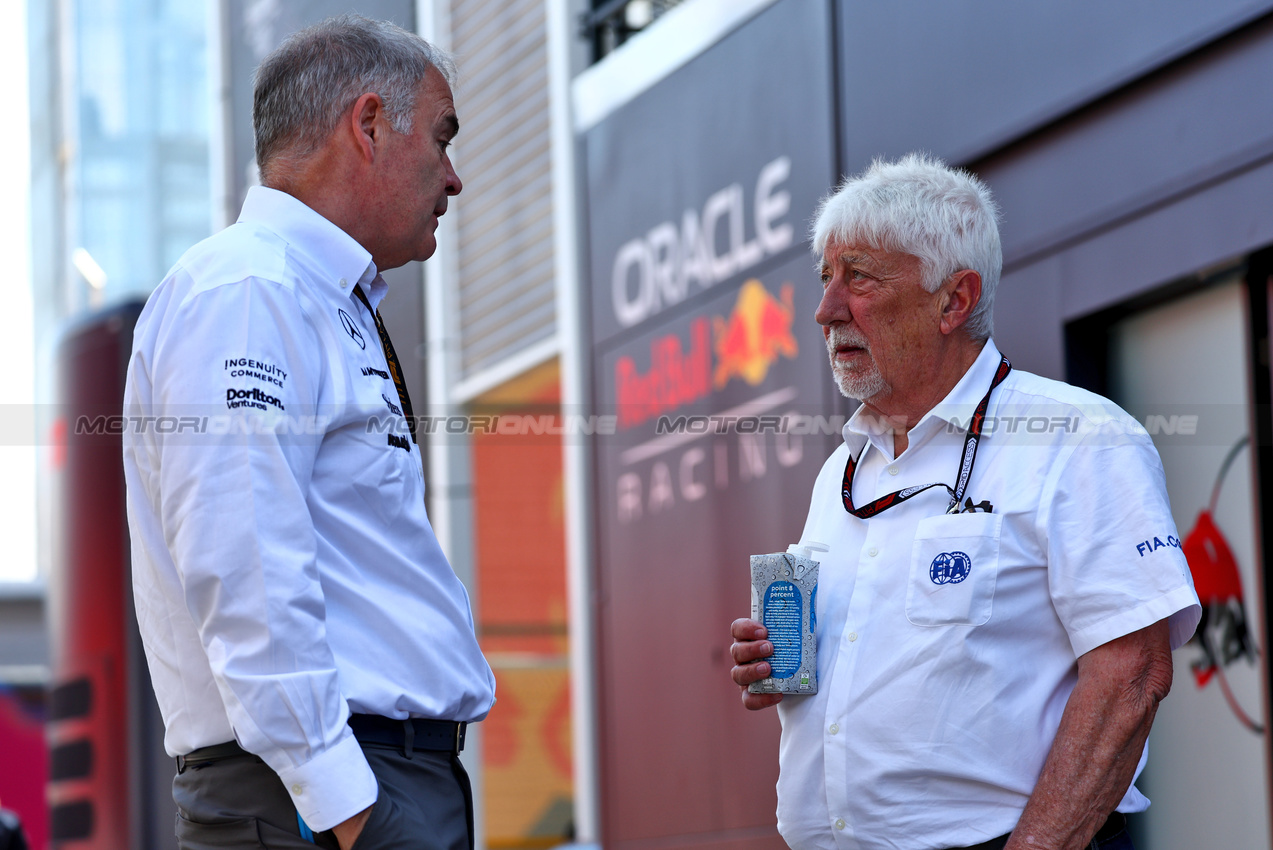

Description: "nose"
815 272 849 328
445 153 462 196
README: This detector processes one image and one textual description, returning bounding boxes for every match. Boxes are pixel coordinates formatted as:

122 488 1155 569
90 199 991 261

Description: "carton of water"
748 542 825 695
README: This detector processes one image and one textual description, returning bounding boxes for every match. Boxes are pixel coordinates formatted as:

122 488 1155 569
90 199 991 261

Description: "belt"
955 811 1127 850
175 740 251 773
176 715 467 774
347 714 467 755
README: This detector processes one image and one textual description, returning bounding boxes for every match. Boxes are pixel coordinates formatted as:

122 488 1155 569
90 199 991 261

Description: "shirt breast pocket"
351 441 408 527
905 513 1003 627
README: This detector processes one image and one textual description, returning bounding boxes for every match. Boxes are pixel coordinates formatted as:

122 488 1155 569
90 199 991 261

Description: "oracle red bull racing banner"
579 2 840 846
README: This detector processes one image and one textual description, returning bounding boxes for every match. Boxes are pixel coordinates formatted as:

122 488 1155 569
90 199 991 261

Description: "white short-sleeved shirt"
775 340 1200 850
123 187 495 831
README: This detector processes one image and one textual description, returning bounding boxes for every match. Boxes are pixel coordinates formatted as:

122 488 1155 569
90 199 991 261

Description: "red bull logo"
1182 436 1263 732
713 279 798 389
614 318 711 430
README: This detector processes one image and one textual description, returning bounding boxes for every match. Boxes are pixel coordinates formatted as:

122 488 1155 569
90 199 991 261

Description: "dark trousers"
954 813 1133 850
173 743 473 850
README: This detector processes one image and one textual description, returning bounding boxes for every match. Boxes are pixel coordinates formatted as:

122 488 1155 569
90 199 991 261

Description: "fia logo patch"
930 551 972 585
338 309 366 349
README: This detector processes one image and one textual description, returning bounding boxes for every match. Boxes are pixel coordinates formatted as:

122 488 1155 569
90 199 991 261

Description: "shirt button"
868 547 878 557
848 632 858 642
291 783 303 795
829 723 839 735
888 466 899 475
835 818 846 830
339 278 348 288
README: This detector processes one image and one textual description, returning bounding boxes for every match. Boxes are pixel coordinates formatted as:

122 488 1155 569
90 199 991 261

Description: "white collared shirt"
775 340 1200 850
123 187 495 832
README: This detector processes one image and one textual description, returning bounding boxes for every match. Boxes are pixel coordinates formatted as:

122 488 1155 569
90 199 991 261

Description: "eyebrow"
441 112 459 139
821 251 869 271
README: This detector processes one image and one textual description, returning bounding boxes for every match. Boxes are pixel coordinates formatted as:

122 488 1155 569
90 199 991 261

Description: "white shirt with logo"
775 340 1200 850
123 186 495 832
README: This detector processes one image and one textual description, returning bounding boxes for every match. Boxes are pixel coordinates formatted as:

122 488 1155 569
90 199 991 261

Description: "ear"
937 269 982 336
348 92 386 164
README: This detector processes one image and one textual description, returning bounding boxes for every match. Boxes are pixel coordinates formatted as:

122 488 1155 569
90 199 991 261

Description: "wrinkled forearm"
1005 620 1173 850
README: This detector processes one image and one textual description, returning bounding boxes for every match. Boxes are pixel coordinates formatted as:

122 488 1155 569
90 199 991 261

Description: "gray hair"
811 153 1002 340
252 14 456 184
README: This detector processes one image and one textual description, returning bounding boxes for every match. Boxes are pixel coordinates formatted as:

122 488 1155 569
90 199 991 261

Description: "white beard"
826 326 888 401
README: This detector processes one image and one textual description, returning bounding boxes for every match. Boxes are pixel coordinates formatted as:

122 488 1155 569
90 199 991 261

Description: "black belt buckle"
454 721 466 754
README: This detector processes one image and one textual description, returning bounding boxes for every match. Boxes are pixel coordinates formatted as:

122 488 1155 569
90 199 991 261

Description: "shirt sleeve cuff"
1068 585 1202 658
274 733 378 832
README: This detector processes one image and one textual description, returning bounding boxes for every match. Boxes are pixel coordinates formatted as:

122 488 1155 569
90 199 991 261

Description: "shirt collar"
842 338 1002 458
924 338 1003 432
237 186 380 305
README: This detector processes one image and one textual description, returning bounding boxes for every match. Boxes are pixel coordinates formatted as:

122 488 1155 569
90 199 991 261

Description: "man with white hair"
730 154 1200 850
124 16 492 850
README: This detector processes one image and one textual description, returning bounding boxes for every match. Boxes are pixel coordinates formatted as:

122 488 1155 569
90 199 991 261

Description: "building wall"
570 1 1273 847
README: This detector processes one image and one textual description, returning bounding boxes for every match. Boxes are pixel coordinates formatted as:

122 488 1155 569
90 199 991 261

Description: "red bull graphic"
1183 436 1262 733
613 280 801 431
713 279 798 389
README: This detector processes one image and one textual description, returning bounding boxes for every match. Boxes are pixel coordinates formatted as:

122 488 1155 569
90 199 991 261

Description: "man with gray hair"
730 154 1199 850
123 15 492 850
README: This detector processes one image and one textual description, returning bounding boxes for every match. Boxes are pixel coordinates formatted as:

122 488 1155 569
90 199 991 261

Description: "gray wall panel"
980 16 1273 270
992 145 1273 383
971 17 1273 387
836 0 1273 170
1056 155 1273 319
993 258 1067 381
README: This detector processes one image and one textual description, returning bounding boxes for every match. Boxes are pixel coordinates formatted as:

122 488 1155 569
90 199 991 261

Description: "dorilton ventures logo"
613 279 799 430
226 387 285 412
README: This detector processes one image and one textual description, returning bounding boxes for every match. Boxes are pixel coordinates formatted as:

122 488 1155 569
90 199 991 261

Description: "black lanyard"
841 356 1011 519
352 285 417 444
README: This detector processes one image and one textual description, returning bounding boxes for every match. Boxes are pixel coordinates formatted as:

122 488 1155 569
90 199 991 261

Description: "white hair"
811 153 1002 339
252 14 456 186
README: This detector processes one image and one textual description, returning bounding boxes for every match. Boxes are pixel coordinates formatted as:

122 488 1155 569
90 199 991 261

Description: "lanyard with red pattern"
840 355 1011 518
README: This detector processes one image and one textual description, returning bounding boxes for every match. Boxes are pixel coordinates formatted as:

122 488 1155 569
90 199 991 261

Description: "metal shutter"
450 0 557 381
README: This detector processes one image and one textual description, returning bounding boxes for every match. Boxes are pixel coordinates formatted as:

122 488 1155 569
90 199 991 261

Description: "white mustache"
826 326 869 351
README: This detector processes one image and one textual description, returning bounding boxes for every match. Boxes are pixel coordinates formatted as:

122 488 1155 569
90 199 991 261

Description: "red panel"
47 307 139 850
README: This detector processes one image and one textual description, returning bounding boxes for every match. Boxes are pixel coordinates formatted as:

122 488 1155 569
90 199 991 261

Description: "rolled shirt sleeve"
1042 418 1203 657
143 273 377 830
